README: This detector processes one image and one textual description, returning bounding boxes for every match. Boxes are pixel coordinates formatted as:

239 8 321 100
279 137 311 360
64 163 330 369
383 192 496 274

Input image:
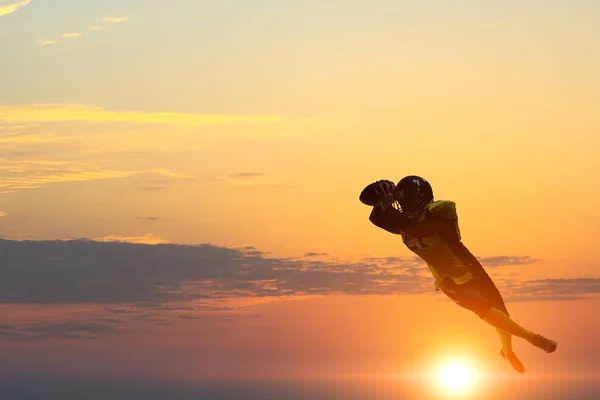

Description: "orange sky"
0 1 599 397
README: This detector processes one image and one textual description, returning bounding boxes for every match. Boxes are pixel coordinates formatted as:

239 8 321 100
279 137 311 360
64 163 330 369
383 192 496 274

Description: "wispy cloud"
152 168 196 181
85 16 127 33
0 122 207 193
0 160 197 193
0 160 137 191
35 14 127 49
61 32 81 38
223 172 268 187
93 234 170 245
200 172 294 190
136 216 160 221
35 39 56 46
0 211 7 217
0 0 31 17
0 116 270 196
0 104 281 128
102 16 127 24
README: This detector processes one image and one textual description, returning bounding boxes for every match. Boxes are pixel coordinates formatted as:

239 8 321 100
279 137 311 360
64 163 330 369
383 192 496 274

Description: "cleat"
500 349 526 373
528 334 557 353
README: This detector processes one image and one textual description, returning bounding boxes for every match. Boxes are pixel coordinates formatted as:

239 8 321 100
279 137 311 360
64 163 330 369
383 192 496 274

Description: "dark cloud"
0 239 579 305
229 172 264 179
0 320 122 341
304 252 330 257
136 216 160 221
0 238 594 340
477 255 538 267
503 278 600 302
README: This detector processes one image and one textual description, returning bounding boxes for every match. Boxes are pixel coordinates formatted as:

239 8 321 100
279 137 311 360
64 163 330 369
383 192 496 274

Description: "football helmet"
395 175 434 216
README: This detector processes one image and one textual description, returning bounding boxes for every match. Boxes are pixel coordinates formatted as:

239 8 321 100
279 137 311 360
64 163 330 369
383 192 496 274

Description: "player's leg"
441 278 554 373
496 329 513 356
469 268 558 355
441 278 557 350
450 287 528 373
480 307 533 341
480 302 557 353
468 271 516 355
441 278 535 340
474 278 521 370
496 328 524 373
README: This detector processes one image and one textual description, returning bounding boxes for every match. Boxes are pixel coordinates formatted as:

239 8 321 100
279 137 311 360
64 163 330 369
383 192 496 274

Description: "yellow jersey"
399 200 475 285
367 198 479 288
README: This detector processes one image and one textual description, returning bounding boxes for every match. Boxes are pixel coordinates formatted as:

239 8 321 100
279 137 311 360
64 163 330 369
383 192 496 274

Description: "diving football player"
359 176 557 373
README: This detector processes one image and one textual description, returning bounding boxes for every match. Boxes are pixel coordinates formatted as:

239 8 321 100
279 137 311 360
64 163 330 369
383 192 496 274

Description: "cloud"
304 252 330 257
93 233 170 245
200 172 294 190
133 170 196 192
0 148 197 194
102 16 127 24
34 13 127 51
35 39 56 46
0 320 122 341
477 255 538 268
0 211 6 217
0 122 272 195
0 238 595 340
136 216 160 221
0 160 138 192
226 172 268 187
0 0 31 17
152 168 196 181
0 239 430 307
88 16 127 32
503 278 600 302
138 184 167 192
0 104 281 128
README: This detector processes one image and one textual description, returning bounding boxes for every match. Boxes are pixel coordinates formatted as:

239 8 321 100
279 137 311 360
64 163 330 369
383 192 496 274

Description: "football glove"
373 179 397 210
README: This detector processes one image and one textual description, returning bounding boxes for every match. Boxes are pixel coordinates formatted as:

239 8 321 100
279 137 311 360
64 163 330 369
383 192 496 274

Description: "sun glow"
433 358 479 395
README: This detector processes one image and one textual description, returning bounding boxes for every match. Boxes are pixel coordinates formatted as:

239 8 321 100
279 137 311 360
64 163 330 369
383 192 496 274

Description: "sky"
1 0 599 398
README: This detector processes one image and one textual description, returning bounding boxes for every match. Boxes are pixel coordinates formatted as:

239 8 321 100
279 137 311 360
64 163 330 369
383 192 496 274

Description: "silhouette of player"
359 176 557 373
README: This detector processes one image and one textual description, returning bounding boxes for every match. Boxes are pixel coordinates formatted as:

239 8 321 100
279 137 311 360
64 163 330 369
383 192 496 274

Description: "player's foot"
528 334 557 353
500 349 525 373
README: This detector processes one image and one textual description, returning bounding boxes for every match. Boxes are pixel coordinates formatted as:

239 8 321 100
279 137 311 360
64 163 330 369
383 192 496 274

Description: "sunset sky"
1 0 599 398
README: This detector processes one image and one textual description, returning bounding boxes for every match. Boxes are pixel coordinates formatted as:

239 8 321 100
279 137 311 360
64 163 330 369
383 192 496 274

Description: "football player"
359 176 557 373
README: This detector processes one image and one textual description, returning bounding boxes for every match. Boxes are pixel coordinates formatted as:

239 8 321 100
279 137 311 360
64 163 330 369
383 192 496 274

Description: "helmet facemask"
393 176 434 219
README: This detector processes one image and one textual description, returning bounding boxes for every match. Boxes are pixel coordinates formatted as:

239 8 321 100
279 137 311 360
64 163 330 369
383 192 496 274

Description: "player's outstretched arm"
359 180 406 234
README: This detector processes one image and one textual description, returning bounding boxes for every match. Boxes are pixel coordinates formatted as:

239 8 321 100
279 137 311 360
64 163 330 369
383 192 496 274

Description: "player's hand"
373 180 396 209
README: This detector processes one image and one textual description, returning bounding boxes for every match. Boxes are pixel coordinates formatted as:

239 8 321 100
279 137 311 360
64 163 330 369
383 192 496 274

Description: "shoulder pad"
428 200 457 219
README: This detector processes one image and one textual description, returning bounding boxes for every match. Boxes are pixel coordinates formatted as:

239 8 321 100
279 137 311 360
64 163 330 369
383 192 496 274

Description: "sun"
433 358 478 395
